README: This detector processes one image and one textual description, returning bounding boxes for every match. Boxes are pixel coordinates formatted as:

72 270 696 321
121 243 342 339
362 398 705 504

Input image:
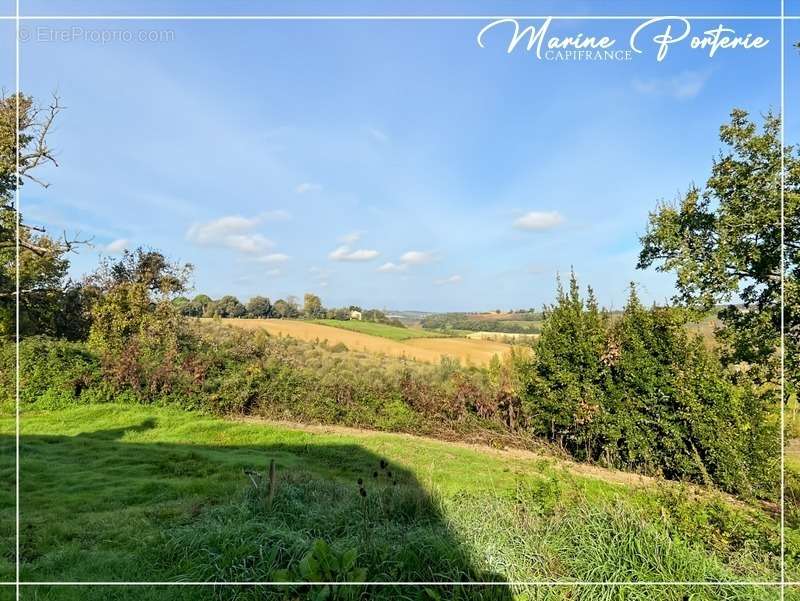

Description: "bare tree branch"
18 94 62 188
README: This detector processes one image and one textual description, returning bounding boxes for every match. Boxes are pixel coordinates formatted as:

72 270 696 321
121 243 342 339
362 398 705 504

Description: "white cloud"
295 182 322 194
256 253 290 264
378 250 436 273
266 268 282 277
339 231 362 244
225 233 274 254
435 274 463 285
105 238 129 254
329 245 380 262
377 261 407 273
513 211 564 231
186 215 274 254
632 70 710 100
399 250 434 265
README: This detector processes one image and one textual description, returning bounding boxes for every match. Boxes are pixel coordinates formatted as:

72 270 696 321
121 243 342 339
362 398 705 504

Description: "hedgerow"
3 274 778 500
519 274 778 500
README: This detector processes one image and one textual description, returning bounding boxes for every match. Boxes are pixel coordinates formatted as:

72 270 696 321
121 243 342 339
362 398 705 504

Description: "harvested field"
403 336 517 366
215 318 515 366
466 331 539 341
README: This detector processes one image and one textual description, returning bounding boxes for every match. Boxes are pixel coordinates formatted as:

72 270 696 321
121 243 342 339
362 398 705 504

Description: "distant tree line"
421 313 540 334
172 292 405 327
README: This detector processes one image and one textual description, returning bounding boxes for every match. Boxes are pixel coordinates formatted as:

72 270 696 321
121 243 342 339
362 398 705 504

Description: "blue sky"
1 1 790 17
0 2 793 311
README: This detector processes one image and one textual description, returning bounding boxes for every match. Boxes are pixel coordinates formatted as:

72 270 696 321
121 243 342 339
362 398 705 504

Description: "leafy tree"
638 109 799 397
603 287 777 497
202 301 218 318
213 295 246 318
287 295 301 317
246 295 272 318
87 247 191 353
272 299 290 318
521 271 607 456
192 294 212 308
328 307 351 320
303 293 323 318
173 295 204 317
0 93 90 339
187 294 213 317
88 247 191 296
180 300 204 317
85 245 193 405
522 275 777 496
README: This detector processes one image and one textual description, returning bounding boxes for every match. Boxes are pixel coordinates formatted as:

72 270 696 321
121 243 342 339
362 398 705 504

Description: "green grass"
490 319 543 330
313 319 443 341
0 405 786 600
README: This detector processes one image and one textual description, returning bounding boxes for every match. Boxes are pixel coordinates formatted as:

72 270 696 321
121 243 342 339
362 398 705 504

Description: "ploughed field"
216 318 516 366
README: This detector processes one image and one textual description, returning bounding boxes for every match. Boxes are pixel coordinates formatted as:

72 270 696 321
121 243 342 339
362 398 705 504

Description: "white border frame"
5 2 795 598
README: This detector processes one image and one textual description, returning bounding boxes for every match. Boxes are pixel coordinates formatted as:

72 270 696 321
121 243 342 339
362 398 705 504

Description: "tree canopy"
0 93 91 339
638 109 799 395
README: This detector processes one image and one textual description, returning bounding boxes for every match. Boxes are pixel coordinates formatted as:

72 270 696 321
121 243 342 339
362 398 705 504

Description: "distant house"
350 310 362 321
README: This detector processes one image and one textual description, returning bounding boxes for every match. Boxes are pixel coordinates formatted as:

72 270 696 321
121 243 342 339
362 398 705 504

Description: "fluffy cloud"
399 250 434 265
377 261 407 273
295 182 322 194
186 215 274 254
378 250 436 273
632 70 710 100
435 274 463 285
513 211 564 231
104 238 129 254
329 245 379 262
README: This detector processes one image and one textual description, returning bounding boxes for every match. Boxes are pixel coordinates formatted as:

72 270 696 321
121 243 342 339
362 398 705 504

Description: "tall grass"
7 404 785 600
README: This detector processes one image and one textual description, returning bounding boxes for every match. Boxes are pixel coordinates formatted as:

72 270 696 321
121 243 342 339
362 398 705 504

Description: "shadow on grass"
8 418 514 600
9 584 789 601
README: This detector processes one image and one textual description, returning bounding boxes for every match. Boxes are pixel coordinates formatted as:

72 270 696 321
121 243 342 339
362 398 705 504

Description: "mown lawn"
0 405 787 600
313 319 442 341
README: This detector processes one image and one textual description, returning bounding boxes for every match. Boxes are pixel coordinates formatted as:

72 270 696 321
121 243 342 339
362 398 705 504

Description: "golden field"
215 318 517 366
466 331 539 341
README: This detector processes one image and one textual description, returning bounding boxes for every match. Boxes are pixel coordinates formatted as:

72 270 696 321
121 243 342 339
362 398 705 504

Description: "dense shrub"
520 277 778 499
521 273 607 453
1 336 101 409
10 323 515 440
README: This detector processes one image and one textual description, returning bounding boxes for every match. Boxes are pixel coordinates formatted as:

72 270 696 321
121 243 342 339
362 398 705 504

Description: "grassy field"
0 404 786 600
312 319 441 341
216 318 516 366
